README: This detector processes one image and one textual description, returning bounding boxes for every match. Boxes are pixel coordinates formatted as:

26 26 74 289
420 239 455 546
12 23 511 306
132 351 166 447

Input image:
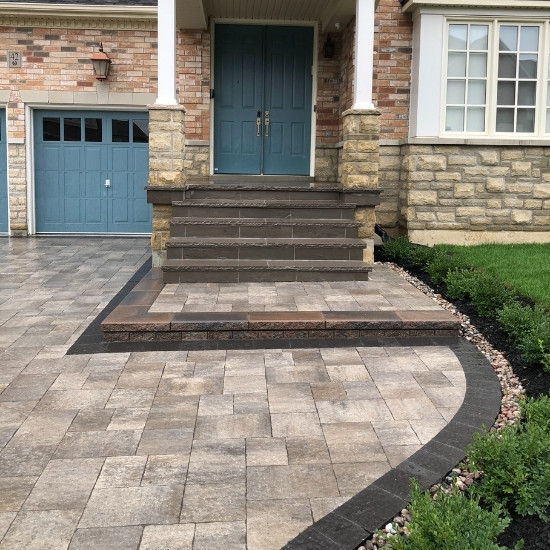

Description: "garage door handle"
104 179 111 188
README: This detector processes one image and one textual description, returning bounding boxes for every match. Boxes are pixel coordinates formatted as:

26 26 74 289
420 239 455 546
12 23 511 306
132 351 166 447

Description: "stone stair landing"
161 183 375 284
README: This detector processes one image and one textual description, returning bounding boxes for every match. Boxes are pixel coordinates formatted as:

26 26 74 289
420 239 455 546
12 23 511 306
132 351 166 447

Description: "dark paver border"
66 257 152 355
282 339 502 550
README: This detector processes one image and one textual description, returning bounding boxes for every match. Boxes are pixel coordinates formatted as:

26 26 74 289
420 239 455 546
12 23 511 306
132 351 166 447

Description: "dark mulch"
387 261 550 549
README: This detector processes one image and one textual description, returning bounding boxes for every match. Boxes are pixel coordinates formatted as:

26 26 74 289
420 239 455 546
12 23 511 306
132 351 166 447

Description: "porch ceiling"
176 0 357 32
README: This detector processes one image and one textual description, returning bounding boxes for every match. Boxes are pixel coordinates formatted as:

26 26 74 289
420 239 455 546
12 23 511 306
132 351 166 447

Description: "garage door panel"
38 146 60 171
84 198 104 224
34 110 151 233
63 146 82 171
112 147 130 171
133 148 148 173
112 199 129 223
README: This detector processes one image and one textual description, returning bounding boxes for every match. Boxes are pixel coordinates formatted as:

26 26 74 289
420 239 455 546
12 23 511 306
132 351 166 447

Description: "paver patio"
0 238 499 550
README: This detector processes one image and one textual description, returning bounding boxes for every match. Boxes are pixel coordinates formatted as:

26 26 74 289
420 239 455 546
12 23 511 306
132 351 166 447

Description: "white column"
352 0 375 110
155 0 178 105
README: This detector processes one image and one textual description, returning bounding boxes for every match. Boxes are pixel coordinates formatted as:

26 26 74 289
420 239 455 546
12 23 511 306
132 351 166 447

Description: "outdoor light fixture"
90 43 112 81
324 34 335 58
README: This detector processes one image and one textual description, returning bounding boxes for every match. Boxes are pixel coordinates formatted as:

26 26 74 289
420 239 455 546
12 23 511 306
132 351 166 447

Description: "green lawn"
437 243 550 309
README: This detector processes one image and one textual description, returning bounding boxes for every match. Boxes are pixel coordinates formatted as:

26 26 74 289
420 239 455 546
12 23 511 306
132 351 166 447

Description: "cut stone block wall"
376 142 550 245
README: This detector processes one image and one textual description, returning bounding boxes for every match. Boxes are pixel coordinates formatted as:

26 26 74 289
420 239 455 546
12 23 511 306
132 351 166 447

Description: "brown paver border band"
98 270 460 344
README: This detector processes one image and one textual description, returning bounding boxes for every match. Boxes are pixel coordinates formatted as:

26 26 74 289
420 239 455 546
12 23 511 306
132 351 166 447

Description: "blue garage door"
0 110 7 233
34 110 151 233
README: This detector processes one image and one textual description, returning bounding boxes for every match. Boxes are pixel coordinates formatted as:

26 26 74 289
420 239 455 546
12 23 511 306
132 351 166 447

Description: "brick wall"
177 30 210 141
374 0 412 140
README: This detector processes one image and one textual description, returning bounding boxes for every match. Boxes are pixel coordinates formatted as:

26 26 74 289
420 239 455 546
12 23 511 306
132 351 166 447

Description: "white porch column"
352 0 375 110
155 0 178 105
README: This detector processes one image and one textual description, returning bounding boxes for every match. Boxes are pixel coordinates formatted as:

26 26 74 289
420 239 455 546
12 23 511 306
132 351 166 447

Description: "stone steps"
169 218 361 239
162 259 372 283
165 237 365 261
161 183 372 283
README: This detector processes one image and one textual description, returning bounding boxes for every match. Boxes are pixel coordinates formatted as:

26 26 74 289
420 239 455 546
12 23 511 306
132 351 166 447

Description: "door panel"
214 24 313 176
34 110 151 233
263 26 313 175
214 25 263 174
0 111 8 233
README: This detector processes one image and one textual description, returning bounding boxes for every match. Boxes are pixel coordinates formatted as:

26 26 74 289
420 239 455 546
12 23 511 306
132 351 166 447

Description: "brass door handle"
264 111 270 137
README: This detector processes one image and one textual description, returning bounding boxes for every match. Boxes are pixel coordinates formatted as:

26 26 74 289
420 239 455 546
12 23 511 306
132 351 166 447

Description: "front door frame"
209 18 318 177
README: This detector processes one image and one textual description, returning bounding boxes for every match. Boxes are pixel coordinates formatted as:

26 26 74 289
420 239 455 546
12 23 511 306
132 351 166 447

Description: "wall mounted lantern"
90 43 112 81
323 34 335 59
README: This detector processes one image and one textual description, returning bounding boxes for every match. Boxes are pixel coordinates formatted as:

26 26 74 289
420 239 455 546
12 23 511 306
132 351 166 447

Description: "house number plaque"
8 51 22 68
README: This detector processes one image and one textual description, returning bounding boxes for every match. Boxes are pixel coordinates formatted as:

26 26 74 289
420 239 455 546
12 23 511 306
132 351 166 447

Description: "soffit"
176 0 358 31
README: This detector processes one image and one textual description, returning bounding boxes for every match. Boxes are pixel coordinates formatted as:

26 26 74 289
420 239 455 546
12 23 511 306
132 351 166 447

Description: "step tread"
172 199 354 208
185 183 341 192
162 259 372 272
170 217 360 226
166 237 366 248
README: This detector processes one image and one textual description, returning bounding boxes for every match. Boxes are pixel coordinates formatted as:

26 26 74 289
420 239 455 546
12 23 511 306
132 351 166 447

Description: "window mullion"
487 19 499 136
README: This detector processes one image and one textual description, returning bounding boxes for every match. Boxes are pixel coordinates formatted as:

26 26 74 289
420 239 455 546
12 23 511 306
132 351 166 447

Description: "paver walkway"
0 238 472 549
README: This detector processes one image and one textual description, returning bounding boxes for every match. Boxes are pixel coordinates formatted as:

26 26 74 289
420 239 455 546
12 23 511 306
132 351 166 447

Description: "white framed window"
443 20 549 137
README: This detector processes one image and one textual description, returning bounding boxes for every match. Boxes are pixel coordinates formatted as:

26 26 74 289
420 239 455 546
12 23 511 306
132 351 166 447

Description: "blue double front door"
214 24 314 176
34 110 151 234
0 110 7 233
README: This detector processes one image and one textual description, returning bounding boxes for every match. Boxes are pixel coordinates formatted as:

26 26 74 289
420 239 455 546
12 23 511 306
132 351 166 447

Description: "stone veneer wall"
376 143 550 244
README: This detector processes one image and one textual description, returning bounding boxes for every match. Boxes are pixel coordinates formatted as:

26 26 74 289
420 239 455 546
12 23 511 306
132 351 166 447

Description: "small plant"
379 236 413 263
521 393 550 430
466 421 550 521
538 339 550 373
444 268 515 317
497 302 544 347
425 249 469 284
407 245 437 270
380 480 521 550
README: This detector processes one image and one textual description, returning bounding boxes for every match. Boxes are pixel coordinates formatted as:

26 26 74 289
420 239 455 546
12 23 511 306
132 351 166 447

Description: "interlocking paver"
0 238 471 549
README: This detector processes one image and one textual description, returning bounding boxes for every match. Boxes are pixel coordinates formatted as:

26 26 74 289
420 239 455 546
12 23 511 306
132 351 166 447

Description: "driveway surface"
0 238 472 549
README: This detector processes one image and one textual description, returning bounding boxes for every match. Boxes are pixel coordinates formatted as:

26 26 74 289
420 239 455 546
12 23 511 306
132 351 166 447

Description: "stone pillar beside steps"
341 109 381 263
147 104 186 267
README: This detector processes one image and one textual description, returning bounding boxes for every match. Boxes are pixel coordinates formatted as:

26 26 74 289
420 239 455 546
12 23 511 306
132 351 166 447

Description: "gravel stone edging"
283 263 522 550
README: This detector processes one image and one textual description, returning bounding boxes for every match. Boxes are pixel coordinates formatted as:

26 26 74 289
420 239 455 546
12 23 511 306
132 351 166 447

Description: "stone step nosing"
171 200 356 208
169 218 361 227
165 238 367 248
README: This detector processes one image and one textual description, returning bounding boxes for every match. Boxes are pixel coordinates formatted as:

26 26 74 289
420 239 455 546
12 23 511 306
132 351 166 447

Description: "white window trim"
408 6 550 141
441 18 550 139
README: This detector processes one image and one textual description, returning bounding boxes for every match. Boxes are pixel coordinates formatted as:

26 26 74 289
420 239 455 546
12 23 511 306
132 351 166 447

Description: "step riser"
172 206 355 220
170 224 359 239
186 189 342 201
166 247 364 261
163 270 370 284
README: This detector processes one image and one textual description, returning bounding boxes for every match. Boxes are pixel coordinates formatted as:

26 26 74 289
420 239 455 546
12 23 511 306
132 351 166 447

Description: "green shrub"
407 245 437 270
518 316 550 365
497 302 545 346
379 236 413 263
382 481 521 550
497 303 550 366
466 422 550 521
425 249 469 284
444 268 515 318
521 394 550 430
540 340 550 373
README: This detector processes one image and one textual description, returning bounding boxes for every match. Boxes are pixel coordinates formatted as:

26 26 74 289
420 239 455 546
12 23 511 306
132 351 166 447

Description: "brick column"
341 108 381 263
148 104 186 266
